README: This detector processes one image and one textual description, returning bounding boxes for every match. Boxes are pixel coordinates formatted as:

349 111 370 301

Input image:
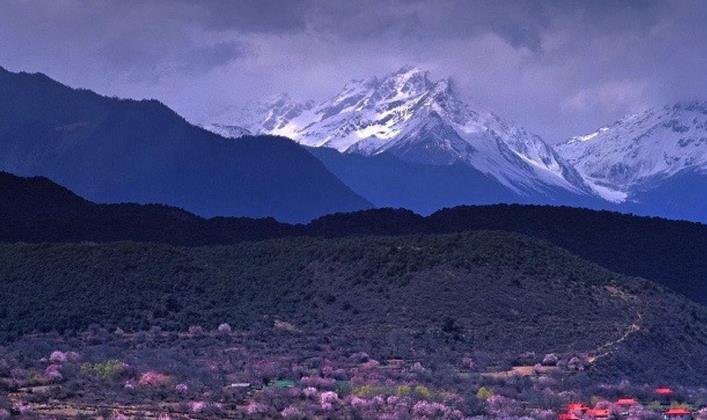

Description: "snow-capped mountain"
556 101 707 202
209 66 590 196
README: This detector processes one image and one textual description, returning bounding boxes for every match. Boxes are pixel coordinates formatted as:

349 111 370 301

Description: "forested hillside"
3 171 706 307
1 231 706 385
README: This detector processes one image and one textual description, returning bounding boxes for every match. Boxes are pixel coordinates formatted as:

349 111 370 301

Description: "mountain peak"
391 64 426 77
381 66 433 98
208 67 591 196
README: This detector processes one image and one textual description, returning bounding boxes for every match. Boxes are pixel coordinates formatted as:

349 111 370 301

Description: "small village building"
587 408 610 418
657 387 675 404
617 398 638 407
664 407 691 419
567 403 589 413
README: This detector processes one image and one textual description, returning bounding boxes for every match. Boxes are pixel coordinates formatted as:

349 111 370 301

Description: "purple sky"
1 0 706 142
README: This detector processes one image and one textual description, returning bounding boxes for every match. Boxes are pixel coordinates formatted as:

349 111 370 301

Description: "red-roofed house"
567 403 589 413
617 398 638 407
587 408 610 418
664 407 691 419
559 413 580 420
656 387 674 396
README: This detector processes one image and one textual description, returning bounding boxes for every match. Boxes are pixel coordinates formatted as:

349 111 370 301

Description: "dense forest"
1 231 706 385
2 171 707 307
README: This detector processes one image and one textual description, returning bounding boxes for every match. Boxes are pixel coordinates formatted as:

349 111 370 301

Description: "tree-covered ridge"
2 170 707 307
0 231 706 384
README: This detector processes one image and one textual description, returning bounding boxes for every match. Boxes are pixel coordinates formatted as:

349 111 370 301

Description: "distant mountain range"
207 67 707 223
0 66 370 223
557 101 707 221
206 66 591 198
3 63 707 223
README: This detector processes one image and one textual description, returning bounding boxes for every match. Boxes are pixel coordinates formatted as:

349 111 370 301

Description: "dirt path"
587 285 643 364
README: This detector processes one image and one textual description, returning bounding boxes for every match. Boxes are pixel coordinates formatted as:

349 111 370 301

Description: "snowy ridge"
556 101 707 201
209 66 591 196
200 123 251 139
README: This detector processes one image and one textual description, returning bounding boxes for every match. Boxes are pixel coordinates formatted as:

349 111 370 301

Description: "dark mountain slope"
0 232 706 384
425 205 707 305
1 171 706 306
309 205 707 305
0 171 299 244
308 147 608 215
623 169 707 223
308 147 517 214
0 66 370 222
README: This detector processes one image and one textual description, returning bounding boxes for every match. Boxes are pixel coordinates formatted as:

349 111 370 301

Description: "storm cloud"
0 0 705 140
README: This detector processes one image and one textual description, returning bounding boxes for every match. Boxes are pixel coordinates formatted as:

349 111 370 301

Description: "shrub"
412 401 453 418
415 385 433 400
303 387 318 398
461 356 475 370
189 401 206 413
49 351 79 363
246 401 269 415
44 364 63 382
335 380 352 397
188 325 205 336
628 406 662 419
281 405 305 418
395 384 412 396
274 320 298 332
138 371 171 387
320 391 339 410
487 395 524 418
360 360 380 370
217 323 232 334
349 396 372 409
476 386 493 401
352 384 382 398
251 360 281 384
49 351 67 363
299 376 334 388
542 354 559 366
12 401 32 416
270 379 296 388
528 408 555 420
80 359 126 380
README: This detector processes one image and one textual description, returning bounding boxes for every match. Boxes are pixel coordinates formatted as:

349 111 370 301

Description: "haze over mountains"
207 67 707 223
